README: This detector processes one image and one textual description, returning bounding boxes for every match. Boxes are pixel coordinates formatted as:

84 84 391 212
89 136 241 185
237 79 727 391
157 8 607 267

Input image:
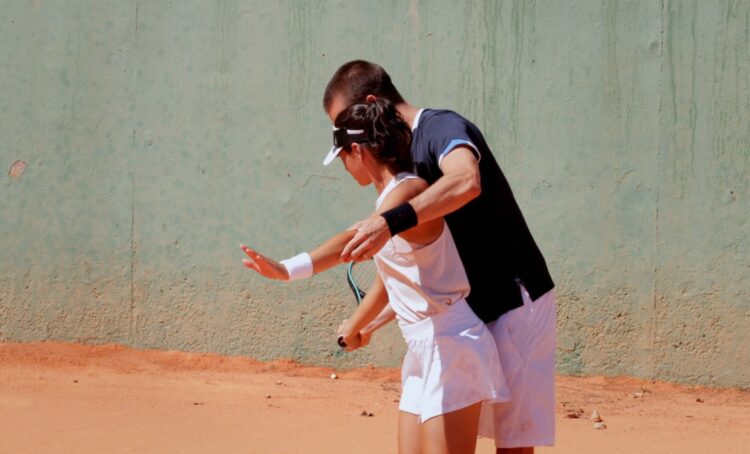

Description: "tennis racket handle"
337 335 347 348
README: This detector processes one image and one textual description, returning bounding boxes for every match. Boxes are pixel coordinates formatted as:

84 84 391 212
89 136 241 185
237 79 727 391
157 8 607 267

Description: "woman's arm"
242 176 439 278
361 304 397 340
309 230 357 273
242 230 391 351
241 229 356 280
337 274 389 350
340 302 397 351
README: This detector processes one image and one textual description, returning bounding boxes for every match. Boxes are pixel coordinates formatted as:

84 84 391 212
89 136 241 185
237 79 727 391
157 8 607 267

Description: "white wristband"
280 252 313 281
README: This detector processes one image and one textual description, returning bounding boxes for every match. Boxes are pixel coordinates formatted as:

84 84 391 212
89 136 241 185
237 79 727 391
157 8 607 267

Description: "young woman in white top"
241 99 508 454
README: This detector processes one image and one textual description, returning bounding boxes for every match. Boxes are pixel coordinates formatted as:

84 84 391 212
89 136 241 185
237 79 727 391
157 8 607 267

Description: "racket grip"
337 335 347 348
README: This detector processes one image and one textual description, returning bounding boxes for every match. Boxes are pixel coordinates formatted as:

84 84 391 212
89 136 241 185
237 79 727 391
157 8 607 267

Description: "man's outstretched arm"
341 147 480 261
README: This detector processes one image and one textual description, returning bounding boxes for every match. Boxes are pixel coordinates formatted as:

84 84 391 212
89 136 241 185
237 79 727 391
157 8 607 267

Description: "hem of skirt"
419 393 509 424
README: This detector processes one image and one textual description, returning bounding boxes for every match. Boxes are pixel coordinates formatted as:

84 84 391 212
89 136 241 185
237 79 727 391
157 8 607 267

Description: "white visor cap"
323 127 368 166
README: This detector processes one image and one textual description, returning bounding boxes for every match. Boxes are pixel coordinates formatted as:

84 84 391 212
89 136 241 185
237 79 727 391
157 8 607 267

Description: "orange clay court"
0 342 748 454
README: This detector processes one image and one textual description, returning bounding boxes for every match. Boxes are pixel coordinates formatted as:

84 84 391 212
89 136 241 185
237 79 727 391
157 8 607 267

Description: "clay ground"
0 342 748 454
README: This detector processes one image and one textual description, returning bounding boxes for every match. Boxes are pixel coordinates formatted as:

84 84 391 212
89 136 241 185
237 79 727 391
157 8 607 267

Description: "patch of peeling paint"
9 160 27 179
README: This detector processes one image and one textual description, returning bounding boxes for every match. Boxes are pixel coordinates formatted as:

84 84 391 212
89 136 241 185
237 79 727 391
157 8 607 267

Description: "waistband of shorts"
399 299 482 341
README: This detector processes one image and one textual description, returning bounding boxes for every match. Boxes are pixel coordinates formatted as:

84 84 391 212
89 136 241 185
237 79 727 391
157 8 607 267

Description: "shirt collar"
412 108 425 131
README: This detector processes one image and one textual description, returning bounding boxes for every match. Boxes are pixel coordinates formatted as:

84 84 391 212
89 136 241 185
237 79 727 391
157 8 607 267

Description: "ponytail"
333 99 413 172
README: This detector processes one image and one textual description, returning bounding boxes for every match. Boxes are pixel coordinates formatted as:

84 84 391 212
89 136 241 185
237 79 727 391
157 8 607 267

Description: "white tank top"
374 172 471 327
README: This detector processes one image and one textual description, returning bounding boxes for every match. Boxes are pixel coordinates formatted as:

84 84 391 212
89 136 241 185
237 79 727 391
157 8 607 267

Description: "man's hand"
240 244 289 280
341 213 391 262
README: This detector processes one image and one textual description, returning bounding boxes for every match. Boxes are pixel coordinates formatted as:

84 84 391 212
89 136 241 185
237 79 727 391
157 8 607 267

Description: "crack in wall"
129 0 141 346
129 169 136 345
650 0 666 378
134 0 139 36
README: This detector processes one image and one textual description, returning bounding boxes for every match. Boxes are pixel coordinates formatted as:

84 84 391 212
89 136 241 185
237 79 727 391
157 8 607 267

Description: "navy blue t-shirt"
411 109 554 322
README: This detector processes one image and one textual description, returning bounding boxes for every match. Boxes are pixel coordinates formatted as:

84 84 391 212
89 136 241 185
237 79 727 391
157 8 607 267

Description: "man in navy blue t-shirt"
327 61 557 454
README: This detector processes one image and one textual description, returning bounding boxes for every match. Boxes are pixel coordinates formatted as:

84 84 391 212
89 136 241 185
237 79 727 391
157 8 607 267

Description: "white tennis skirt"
398 299 510 423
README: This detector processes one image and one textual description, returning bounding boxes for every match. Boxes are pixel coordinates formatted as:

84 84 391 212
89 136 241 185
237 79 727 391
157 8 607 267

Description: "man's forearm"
409 167 480 224
340 148 480 261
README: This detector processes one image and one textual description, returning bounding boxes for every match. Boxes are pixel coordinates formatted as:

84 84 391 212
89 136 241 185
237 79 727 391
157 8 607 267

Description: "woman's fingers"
242 259 259 272
240 244 256 257
241 244 287 280
241 244 269 263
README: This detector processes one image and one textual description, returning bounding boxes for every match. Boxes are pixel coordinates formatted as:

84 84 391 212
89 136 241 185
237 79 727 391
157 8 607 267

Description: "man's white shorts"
399 299 510 423
478 287 557 448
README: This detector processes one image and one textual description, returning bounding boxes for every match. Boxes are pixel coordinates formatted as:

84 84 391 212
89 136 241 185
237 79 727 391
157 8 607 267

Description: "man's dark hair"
323 60 405 111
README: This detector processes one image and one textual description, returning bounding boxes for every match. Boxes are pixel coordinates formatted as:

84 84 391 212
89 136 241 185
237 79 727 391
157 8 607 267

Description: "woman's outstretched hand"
240 244 289 281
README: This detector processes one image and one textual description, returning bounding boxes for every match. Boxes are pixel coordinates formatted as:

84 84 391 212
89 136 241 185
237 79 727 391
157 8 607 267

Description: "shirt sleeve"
421 112 482 170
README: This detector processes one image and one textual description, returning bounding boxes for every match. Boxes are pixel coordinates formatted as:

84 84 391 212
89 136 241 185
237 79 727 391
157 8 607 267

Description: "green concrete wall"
1 1 747 388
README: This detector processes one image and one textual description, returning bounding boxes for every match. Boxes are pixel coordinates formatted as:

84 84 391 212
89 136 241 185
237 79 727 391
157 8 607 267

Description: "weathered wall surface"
1 1 747 388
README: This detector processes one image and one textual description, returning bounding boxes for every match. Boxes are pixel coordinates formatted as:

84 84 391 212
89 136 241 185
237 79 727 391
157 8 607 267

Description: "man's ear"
365 94 377 103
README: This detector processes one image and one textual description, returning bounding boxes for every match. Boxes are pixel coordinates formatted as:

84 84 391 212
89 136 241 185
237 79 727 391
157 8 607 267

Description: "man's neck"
395 102 420 129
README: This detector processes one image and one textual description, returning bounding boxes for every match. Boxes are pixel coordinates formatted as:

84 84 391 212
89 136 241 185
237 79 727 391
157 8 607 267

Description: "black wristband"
381 202 418 236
